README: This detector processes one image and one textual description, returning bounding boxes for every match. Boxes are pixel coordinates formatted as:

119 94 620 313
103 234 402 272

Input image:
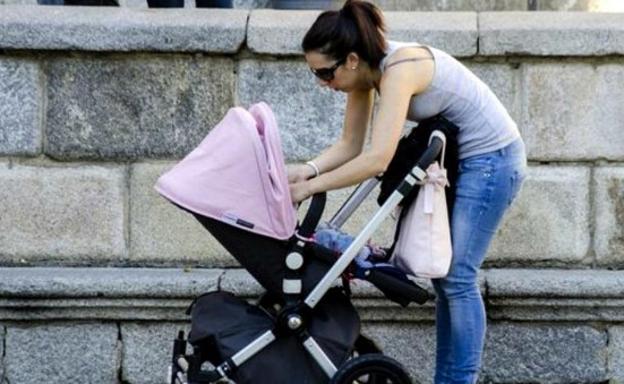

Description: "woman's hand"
287 163 315 183
289 180 313 204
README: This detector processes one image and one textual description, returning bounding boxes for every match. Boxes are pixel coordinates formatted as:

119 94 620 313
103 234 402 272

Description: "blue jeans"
432 138 527 384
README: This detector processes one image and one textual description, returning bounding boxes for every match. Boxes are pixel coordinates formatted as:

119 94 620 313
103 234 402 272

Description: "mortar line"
124 164 132 264
605 327 611 378
588 165 598 267
1 325 6 384
116 322 126 384
476 11 481 56
519 60 528 150
233 10 251 107
2 325 5 359
39 55 47 159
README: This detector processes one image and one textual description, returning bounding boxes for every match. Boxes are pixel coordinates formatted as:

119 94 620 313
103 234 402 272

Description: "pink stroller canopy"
155 102 297 240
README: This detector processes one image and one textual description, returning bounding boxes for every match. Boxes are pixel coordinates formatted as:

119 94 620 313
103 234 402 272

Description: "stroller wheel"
330 354 412 384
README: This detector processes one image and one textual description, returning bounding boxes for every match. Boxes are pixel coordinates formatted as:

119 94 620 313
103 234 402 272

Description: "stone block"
0 0 37 3
482 323 608 383
521 63 624 161
362 323 436 384
0 57 42 156
594 167 624 266
487 166 591 265
0 267 221 298
537 0 603 11
45 55 234 160
122 322 190 384
247 10 320 55
220 269 265 297
0 163 126 264
465 61 522 124
130 162 233 266
0 7 247 52
0 297 195 321
119 0 148 7
610 326 624 383
479 12 624 56
233 0 270 7
487 269 624 298
369 0 527 11
237 59 346 161
486 269 624 321
384 12 477 57
248 10 477 57
5 323 120 384
0 268 220 321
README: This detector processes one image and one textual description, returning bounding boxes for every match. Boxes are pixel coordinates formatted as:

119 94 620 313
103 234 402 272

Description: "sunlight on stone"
590 0 624 12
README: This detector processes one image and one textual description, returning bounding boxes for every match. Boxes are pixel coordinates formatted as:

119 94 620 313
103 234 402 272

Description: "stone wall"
1 6 623 384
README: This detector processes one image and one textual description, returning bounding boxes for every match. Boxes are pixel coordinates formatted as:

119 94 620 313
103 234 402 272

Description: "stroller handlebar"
415 132 446 173
296 131 445 241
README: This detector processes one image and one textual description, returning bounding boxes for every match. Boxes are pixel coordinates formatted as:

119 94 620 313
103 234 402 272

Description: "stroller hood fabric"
154 102 297 240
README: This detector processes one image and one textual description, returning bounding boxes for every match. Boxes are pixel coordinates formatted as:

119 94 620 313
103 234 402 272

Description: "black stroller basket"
169 130 449 384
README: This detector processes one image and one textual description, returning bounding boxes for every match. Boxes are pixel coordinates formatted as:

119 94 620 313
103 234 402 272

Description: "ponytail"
302 0 387 69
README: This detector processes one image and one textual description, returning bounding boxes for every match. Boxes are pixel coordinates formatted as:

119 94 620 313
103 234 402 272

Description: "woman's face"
305 50 359 93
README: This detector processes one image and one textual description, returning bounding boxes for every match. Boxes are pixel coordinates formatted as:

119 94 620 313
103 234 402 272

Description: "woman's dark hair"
302 0 387 69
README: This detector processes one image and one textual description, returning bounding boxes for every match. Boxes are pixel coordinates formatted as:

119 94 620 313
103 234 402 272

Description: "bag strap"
428 130 448 170
386 205 409 260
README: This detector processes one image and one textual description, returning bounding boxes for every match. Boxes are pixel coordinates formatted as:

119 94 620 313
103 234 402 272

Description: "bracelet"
305 161 320 178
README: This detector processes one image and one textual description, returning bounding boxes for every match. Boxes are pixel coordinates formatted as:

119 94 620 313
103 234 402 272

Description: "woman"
287 0 527 382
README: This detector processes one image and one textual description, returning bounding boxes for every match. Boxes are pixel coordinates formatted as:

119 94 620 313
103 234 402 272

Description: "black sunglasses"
310 57 346 82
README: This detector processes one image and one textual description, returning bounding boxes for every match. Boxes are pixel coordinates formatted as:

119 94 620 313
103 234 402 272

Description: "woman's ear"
346 52 360 70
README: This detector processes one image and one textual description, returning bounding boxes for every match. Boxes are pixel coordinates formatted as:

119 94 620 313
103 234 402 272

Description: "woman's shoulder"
378 51 435 97
381 40 435 71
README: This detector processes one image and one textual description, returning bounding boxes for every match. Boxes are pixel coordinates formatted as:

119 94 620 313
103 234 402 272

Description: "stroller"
155 102 457 384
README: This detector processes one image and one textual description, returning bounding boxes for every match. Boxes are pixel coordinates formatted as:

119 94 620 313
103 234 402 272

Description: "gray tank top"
380 40 520 159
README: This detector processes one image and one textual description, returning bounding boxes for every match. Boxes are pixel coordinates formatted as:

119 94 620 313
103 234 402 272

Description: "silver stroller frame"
170 130 446 384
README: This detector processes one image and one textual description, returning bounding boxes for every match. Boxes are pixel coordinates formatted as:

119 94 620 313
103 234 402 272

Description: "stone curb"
1 267 623 322
479 12 624 56
0 267 221 298
247 10 477 56
486 269 624 321
247 9 320 55
384 11 477 57
0 6 247 52
2 267 619 298
1 7 623 56
486 268 624 298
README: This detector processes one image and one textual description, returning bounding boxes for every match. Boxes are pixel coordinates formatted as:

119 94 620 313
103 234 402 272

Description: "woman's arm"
291 51 434 202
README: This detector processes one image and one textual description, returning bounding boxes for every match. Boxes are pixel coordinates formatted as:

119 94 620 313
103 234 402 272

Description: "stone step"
0 267 621 383
1 267 623 321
